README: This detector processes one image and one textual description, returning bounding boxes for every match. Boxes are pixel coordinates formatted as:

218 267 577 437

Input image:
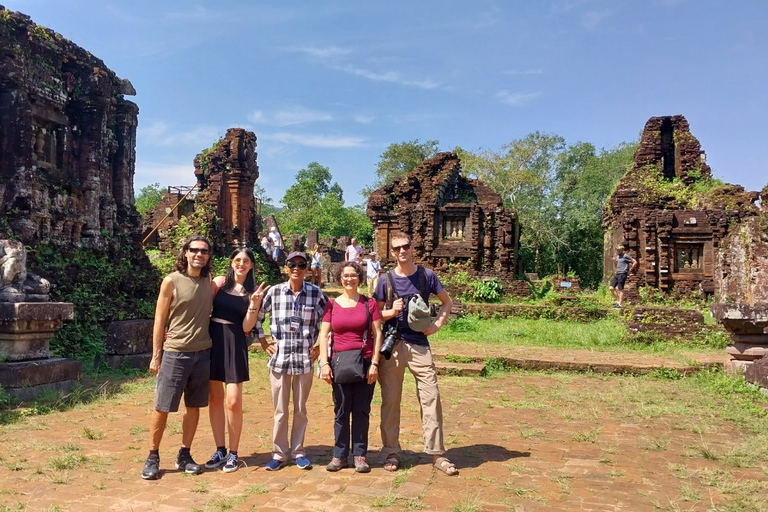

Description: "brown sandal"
433 457 458 476
383 455 399 472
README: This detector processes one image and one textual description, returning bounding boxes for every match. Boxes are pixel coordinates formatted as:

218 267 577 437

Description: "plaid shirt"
256 280 327 375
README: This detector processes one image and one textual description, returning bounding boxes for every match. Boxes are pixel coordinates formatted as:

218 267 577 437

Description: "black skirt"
209 322 250 383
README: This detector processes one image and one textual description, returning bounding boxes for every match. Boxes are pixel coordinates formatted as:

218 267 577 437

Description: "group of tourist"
141 231 458 480
259 226 283 262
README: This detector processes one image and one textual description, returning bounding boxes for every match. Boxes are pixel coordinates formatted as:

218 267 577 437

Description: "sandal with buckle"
383 455 399 472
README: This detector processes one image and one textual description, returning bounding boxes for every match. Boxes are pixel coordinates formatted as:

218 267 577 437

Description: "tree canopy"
362 139 440 196
461 134 636 288
135 182 164 216
276 162 373 244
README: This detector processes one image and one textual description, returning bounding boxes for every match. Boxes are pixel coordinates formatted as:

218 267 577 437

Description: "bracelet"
321 362 330 368
371 362 379 367
247 308 258 312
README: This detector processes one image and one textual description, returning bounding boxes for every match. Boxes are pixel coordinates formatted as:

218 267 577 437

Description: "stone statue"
0 240 50 301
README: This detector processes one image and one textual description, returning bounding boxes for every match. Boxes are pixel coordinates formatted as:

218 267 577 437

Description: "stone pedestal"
0 302 81 399
711 303 768 380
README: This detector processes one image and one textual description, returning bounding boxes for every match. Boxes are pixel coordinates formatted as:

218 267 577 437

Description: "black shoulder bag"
330 297 370 384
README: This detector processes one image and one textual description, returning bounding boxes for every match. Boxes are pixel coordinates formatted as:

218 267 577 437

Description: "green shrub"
471 278 503 303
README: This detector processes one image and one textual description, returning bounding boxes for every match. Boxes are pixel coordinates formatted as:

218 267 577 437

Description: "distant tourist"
373 231 458 476
310 243 323 287
610 243 637 308
141 235 215 480
317 261 382 473
345 237 363 265
205 248 268 473
255 251 328 471
260 233 271 255
268 227 283 262
363 251 381 296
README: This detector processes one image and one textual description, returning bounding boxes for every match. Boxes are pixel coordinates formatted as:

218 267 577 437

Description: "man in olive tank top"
141 235 215 480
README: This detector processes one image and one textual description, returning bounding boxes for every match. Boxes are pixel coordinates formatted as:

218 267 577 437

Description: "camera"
380 322 399 360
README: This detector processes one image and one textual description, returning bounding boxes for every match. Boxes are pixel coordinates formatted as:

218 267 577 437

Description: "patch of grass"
679 484 701 502
49 453 87 470
643 436 670 451
520 428 545 439
129 425 147 435
201 494 245 511
451 493 482 512
371 492 398 507
83 426 104 440
444 354 476 363
551 474 573 494
570 427 600 443
243 484 268 494
191 481 211 493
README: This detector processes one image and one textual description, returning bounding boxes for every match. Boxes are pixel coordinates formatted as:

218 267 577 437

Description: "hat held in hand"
407 295 435 332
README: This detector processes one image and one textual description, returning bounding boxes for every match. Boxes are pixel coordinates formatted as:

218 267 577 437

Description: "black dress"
210 291 250 383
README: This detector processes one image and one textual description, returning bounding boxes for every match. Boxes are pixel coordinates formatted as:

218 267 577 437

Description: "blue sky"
5 1 767 206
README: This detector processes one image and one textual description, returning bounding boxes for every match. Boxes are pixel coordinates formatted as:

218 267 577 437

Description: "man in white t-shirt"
345 237 363 264
268 227 283 262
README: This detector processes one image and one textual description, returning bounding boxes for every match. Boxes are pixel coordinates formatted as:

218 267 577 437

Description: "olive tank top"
164 271 214 352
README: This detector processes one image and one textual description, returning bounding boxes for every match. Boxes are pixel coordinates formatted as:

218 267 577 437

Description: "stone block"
0 357 81 388
745 357 768 388
105 319 153 355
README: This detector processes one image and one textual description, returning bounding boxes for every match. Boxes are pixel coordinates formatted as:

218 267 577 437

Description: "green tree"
362 139 440 196
462 132 565 274
135 182 164 216
461 133 636 285
277 162 373 243
552 141 636 287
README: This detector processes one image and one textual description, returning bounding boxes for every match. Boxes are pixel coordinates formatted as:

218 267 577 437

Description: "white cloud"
138 121 222 148
504 68 545 76
354 114 375 124
286 44 353 59
495 90 540 106
265 132 367 148
333 64 439 90
248 107 334 127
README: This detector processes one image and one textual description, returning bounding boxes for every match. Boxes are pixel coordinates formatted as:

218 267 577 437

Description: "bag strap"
361 296 370 348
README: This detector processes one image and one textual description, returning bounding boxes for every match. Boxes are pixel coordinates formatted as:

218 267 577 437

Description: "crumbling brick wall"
602 115 760 300
367 152 519 283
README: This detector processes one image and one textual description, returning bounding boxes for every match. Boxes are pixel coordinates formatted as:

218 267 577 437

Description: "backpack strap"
416 265 428 301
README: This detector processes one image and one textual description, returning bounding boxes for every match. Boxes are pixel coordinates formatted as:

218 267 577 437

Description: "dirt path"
0 353 765 511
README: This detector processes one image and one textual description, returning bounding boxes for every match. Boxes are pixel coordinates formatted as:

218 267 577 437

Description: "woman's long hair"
220 247 256 294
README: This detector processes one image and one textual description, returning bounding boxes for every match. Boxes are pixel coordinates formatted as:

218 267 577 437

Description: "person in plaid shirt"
256 251 328 470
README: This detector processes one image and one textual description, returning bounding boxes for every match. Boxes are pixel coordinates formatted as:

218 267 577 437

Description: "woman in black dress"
205 248 267 473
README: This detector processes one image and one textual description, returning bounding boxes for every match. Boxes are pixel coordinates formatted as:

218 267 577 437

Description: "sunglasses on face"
391 243 411 252
341 274 359 281
188 247 210 255
286 261 308 270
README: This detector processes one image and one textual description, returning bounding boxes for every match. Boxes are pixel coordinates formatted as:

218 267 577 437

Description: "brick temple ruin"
142 128 265 251
0 7 159 383
367 152 519 280
0 7 143 249
602 115 761 300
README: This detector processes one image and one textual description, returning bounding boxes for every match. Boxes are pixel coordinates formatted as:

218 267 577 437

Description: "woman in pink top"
317 261 382 473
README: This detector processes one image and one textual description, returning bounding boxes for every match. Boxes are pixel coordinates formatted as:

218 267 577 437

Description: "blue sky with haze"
5 1 767 206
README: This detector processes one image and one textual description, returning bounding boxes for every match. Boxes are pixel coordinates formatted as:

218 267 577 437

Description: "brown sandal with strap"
383 455 399 472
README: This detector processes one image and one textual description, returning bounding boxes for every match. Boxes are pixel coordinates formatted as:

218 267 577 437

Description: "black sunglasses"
391 243 411 252
187 247 210 255
286 261 308 270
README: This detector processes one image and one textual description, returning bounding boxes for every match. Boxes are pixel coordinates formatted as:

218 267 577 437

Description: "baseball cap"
286 251 308 262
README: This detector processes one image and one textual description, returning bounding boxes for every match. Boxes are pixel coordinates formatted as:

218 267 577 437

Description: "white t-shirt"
346 244 363 262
